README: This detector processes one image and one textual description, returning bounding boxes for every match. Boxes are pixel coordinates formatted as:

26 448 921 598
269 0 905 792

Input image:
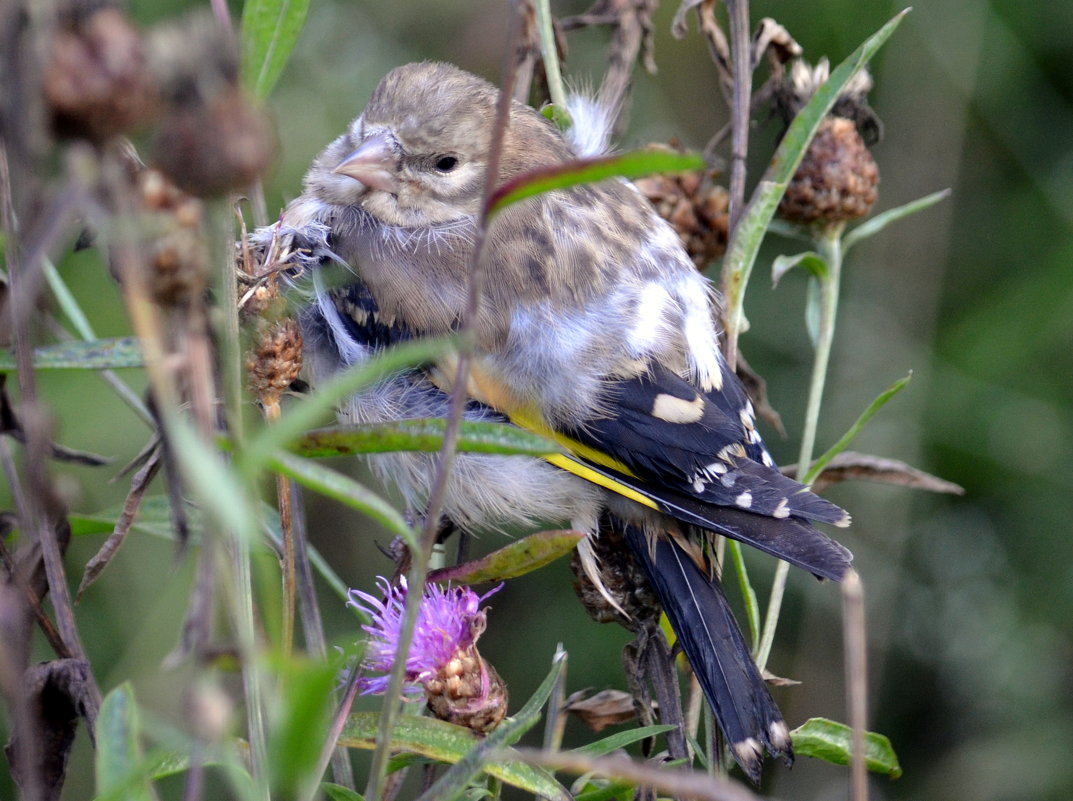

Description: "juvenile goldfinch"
263 61 852 782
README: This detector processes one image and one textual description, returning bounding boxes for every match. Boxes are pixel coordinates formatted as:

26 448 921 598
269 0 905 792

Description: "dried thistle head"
635 144 729 269
571 521 660 629
132 167 209 306
147 14 274 197
245 317 303 407
774 59 881 226
44 5 159 143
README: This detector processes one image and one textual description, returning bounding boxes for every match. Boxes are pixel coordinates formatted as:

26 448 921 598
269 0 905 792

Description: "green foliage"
240 0 311 98
792 718 903 778
485 150 705 219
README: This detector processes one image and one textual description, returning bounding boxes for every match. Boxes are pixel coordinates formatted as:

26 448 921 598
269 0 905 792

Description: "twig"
842 570 868 801
724 0 752 233
363 13 525 801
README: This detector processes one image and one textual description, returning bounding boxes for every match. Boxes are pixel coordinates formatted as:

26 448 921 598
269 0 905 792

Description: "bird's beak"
333 132 398 193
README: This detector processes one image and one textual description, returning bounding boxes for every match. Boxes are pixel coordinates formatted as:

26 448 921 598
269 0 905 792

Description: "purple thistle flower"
347 577 501 696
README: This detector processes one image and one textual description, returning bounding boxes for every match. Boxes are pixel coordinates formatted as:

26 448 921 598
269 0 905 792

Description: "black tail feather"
622 524 792 783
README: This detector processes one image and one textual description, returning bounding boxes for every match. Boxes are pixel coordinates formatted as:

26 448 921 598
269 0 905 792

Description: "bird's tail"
622 523 792 784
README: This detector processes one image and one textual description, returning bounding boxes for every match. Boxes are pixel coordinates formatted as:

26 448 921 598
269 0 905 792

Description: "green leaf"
241 336 457 473
291 420 559 458
428 530 585 585
791 717 902 778
267 657 339 800
70 496 194 540
0 337 145 371
772 251 828 287
486 149 704 219
322 783 367 801
568 725 677 758
804 372 912 484
722 9 909 341
169 417 260 545
240 0 311 99
541 103 573 132
575 781 636 801
95 683 153 801
340 714 569 801
268 450 417 548
412 650 569 801
843 188 951 252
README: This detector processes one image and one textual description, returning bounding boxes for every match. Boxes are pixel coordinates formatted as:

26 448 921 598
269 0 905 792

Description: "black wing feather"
563 363 849 527
622 523 789 784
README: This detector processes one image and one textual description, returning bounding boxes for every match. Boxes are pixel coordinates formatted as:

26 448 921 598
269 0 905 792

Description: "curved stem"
757 223 843 669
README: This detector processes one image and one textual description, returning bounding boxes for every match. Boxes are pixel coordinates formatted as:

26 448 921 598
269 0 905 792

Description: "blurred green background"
4 1 1072 800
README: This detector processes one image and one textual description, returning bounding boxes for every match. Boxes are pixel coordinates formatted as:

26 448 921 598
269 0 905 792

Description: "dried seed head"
246 318 303 405
571 523 660 629
148 14 274 196
772 58 882 226
777 115 879 225
44 6 159 143
635 145 729 269
129 168 209 306
425 646 509 733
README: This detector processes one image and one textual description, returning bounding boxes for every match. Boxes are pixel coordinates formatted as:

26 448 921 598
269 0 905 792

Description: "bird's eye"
434 155 459 173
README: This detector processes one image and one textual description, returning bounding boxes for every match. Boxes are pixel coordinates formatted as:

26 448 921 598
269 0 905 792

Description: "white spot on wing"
736 491 753 508
651 392 705 424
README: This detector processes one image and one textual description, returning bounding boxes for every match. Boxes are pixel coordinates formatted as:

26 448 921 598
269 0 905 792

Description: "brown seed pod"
424 646 509 733
147 14 275 197
635 148 729 269
571 521 661 629
246 318 303 406
43 6 159 143
777 115 879 225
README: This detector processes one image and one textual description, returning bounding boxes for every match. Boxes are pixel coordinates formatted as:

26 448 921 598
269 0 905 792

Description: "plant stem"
534 0 567 108
756 223 843 669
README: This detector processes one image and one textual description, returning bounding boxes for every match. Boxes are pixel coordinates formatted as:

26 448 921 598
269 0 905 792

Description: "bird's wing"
509 362 853 580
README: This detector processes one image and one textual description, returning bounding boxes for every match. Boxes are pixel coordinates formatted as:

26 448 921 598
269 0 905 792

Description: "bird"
260 61 852 782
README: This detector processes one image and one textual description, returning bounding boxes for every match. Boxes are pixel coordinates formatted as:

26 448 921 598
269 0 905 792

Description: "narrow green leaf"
844 189 951 252
267 658 339 800
568 725 676 758
412 651 569 801
791 717 902 778
240 0 311 99
722 9 909 340
322 783 367 801
0 337 145 371
169 417 260 545
96 683 153 801
427 530 585 585
241 336 457 473
804 373 912 484
499 648 568 746
575 781 636 801
771 251 828 287
486 150 704 219
340 714 569 801
268 450 417 548
291 420 559 458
